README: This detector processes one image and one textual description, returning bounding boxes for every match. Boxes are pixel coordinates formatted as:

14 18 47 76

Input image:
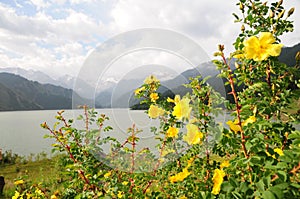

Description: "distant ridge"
0 73 85 111
0 43 298 111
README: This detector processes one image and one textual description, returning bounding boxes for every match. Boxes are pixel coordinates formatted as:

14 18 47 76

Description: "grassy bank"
0 155 62 198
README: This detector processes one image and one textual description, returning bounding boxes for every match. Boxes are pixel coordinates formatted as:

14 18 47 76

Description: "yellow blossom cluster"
226 115 256 133
150 92 159 102
211 169 226 195
243 32 283 61
148 105 164 118
104 171 112 178
169 157 195 183
183 123 203 145
166 126 179 138
211 160 230 195
14 179 24 185
134 86 145 95
144 75 159 84
169 168 191 183
170 95 191 120
12 191 21 199
266 147 284 159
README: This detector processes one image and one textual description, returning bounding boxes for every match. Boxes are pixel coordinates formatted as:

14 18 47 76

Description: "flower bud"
234 62 240 69
241 24 245 32
218 44 225 52
269 10 274 18
277 0 283 7
239 2 244 11
277 9 285 19
287 7 295 17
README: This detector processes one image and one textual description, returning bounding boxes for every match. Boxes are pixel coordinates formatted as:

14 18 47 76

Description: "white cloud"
109 0 240 56
0 2 105 77
30 0 50 10
50 0 67 5
0 0 299 79
69 0 96 4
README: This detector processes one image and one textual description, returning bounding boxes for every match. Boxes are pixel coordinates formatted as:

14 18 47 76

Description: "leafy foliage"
12 0 300 198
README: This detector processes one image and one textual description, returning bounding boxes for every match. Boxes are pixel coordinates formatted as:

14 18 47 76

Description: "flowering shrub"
13 0 300 198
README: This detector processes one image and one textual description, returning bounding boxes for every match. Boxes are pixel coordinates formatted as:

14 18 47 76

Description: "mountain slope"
0 73 79 111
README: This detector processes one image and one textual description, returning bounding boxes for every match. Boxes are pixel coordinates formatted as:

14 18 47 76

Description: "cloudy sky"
0 0 299 80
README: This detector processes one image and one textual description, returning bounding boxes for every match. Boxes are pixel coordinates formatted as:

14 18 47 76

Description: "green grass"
0 156 62 198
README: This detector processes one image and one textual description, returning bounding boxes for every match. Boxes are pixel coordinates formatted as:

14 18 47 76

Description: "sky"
0 0 299 80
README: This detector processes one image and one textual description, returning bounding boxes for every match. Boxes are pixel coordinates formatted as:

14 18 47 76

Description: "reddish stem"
221 54 249 159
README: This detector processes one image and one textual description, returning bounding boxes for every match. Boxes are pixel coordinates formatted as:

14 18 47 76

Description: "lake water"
2 109 297 158
0 109 164 156
0 109 229 157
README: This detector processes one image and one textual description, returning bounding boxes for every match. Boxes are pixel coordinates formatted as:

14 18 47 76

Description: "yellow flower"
212 169 226 195
234 53 245 59
243 115 256 126
51 195 58 199
14 179 24 185
266 151 276 159
227 116 256 133
187 157 195 168
144 75 159 84
226 119 242 133
220 160 230 169
167 97 174 103
169 168 191 183
148 105 164 118
26 193 32 199
166 126 179 138
104 171 112 178
12 191 20 199
122 181 129 185
167 95 181 104
172 97 191 120
179 196 188 199
243 32 283 61
150 93 159 102
183 123 203 145
117 191 123 198
274 148 284 156
134 86 145 95
35 188 43 195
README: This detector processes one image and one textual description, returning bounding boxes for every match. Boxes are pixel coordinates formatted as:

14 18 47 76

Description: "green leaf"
262 190 276 199
277 170 287 182
250 155 261 165
232 191 243 199
290 183 300 189
222 182 234 193
270 187 283 199
263 176 271 188
256 180 265 191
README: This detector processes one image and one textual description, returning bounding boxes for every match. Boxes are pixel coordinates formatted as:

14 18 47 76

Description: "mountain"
0 82 41 110
130 43 300 109
0 67 58 85
95 65 177 108
95 61 233 108
279 43 300 67
0 73 86 111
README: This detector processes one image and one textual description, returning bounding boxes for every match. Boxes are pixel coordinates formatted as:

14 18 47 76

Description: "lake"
0 109 164 156
0 109 229 158
2 109 297 158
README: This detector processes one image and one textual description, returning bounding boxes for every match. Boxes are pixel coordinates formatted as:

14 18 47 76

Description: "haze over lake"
0 109 161 156
2 109 298 158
